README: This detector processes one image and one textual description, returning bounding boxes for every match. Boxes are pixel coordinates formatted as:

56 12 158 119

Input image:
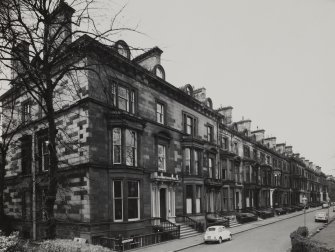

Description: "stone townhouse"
1 2 330 242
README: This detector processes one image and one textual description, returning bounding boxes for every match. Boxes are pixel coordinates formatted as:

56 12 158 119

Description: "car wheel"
218 237 222 244
229 234 232 241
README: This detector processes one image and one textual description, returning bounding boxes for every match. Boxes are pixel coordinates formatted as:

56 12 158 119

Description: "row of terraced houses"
1 2 331 244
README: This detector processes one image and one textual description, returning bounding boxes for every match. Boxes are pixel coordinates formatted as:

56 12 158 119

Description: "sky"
99 0 335 176
1 0 335 176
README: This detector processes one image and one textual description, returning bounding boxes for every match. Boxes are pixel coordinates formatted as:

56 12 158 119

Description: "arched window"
115 40 131 59
153 64 165 80
205 98 213 108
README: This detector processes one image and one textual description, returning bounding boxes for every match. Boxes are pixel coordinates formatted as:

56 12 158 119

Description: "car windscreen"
207 228 216 231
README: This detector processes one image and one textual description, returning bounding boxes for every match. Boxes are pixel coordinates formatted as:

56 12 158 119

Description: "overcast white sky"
101 0 335 176
1 0 335 176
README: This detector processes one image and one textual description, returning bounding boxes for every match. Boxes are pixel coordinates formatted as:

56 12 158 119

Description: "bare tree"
0 0 140 238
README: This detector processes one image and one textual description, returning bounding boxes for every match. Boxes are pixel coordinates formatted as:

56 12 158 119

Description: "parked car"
282 206 295 213
322 202 329 209
309 202 319 208
315 212 329 222
292 205 304 211
206 213 229 227
274 207 287 215
256 208 274 219
204 225 232 244
333 207 335 212
236 212 258 223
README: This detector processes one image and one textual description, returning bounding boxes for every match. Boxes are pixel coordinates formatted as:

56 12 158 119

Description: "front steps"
178 223 201 239
228 218 242 228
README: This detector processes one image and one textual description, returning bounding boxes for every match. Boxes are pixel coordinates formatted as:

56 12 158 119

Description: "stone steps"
178 223 201 239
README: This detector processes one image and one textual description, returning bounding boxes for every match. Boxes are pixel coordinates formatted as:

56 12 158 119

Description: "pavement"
132 207 323 252
311 209 335 250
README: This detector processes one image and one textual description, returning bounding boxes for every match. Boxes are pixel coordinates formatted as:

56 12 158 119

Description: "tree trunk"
0 151 8 232
0 152 6 222
44 95 59 239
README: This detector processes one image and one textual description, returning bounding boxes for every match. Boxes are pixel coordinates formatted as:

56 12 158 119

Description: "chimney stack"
264 137 276 149
236 119 251 135
50 0 75 47
251 129 265 142
217 106 233 124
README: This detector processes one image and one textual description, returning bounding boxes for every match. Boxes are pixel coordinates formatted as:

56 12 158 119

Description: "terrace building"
1 2 331 243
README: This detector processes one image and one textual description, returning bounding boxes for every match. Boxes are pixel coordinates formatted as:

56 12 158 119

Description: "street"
182 208 334 252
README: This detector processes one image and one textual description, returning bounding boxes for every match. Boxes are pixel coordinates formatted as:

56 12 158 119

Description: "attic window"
186 86 192 95
115 40 130 59
153 65 165 80
205 98 212 108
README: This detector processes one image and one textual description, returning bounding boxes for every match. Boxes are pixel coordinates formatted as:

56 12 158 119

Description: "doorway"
160 188 166 218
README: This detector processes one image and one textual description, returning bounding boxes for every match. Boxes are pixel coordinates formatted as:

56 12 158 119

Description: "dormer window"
205 98 212 108
186 86 192 95
115 40 130 59
153 65 165 80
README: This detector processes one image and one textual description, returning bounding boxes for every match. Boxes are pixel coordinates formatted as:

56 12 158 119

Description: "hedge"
290 226 335 252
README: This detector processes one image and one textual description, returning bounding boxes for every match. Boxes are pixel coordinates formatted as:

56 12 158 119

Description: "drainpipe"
32 132 36 240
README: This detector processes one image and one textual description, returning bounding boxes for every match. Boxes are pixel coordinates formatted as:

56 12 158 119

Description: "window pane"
114 199 123 220
128 181 138 197
185 148 191 174
156 103 164 124
194 151 199 175
186 185 193 198
118 86 129 111
128 199 138 219
126 130 137 166
158 144 166 170
114 181 122 197
113 128 122 164
186 116 192 134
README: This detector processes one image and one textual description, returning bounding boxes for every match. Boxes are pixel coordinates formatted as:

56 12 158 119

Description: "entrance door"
235 191 240 209
160 188 166 219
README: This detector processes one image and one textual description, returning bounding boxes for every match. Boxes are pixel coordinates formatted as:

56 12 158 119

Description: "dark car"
236 212 258 223
282 206 295 213
292 205 304 211
206 213 229 227
274 207 287 215
256 208 275 219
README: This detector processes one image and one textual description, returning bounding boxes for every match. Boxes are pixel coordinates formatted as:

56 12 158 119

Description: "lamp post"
302 196 307 227
327 197 330 223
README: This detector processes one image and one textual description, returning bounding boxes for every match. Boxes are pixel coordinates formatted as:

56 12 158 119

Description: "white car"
322 202 329 209
204 225 232 244
315 212 329 222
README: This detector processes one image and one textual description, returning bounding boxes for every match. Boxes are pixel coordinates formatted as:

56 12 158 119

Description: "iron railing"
92 218 180 251
177 215 204 232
